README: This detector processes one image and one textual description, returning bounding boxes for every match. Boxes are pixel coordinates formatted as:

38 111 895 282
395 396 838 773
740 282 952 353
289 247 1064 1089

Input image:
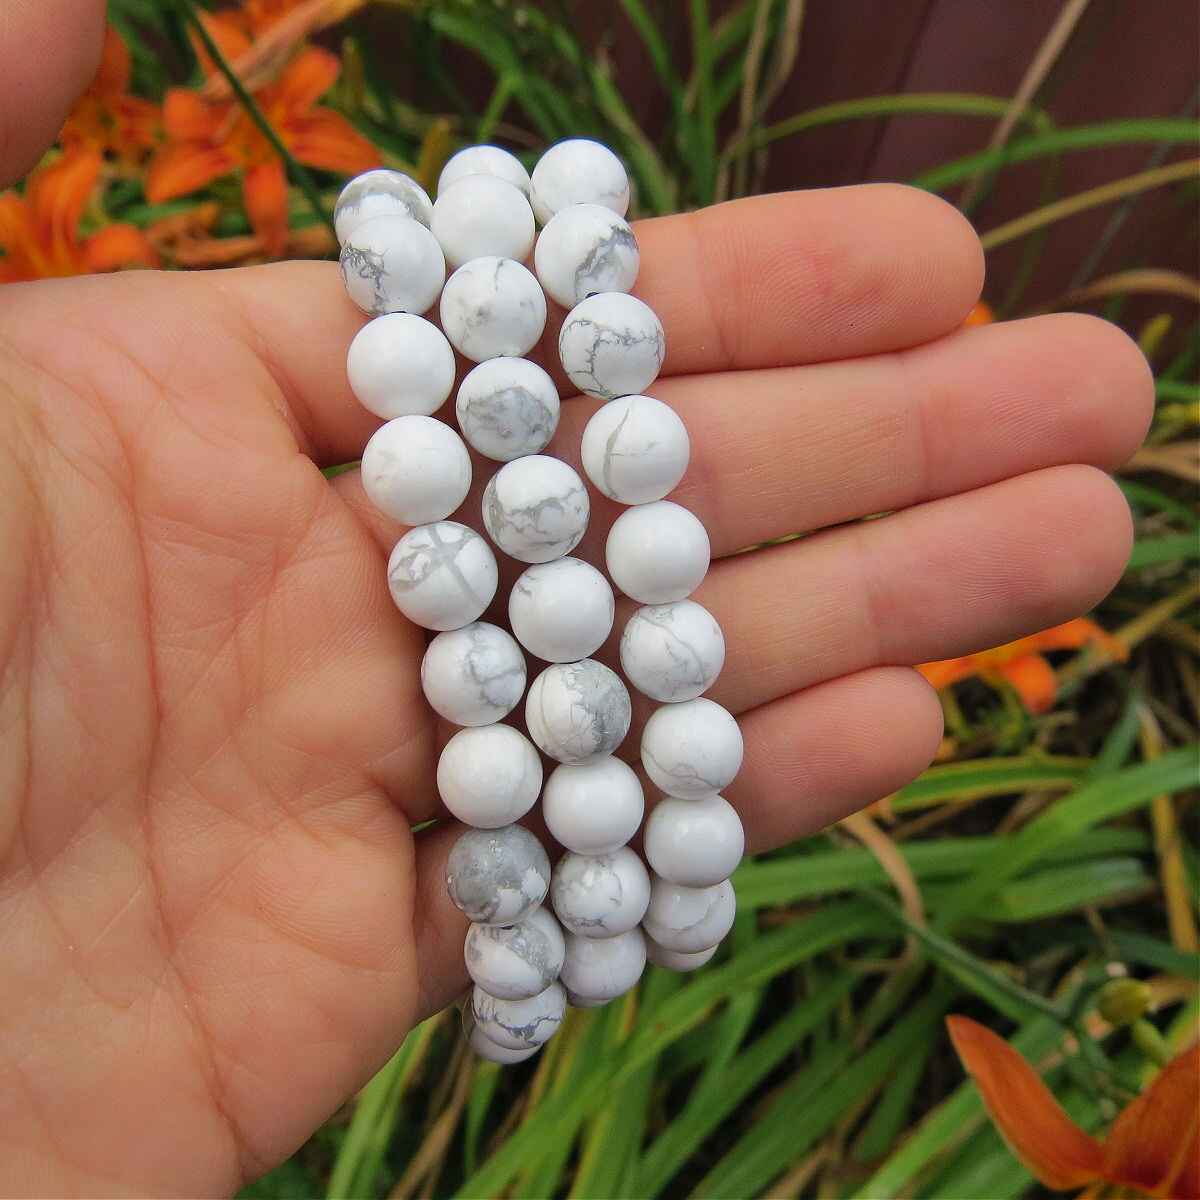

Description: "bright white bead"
644 795 744 887
340 214 445 316
620 600 724 702
482 455 589 564
387 521 497 631
432 175 535 270
526 661 631 765
542 755 643 853
446 824 550 926
509 557 614 662
437 725 542 828
421 621 526 727
581 394 689 504
463 1006 541 1063
551 847 650 938
438 144 531 198
642 876 736 953
559 293 665 401
465 906 565 1000
472 981 565 1050
346 314 456 420
334 169 432 244
534 204 639 308
361 415 471 525
641 697 743 800
645 938 717 973
456 358 559 462
606 501 710 604
530 139 630 225
560 928 646 1006
440 256 547 362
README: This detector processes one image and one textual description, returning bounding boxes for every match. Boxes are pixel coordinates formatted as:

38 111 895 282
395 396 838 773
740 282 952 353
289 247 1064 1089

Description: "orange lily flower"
948 1016 1199 1198
918 618 1126 714
0 149 158 282
964 299 995 327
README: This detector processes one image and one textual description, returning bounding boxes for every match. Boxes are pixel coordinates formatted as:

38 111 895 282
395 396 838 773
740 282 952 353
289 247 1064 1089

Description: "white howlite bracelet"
334 138 743 1065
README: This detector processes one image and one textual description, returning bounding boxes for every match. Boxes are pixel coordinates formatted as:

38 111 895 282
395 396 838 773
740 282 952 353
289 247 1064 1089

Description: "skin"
0 6 1154 1195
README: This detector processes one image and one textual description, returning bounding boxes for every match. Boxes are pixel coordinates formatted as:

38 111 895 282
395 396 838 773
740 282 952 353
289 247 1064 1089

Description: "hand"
0 182 1152 1195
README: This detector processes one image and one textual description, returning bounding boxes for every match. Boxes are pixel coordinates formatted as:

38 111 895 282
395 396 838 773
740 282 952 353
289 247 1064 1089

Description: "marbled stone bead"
463 1005 541 1063
438 144 531 198
508 557 614 663
542 755 644 854
482 455 589 564
560 928 646 1007
440 256 547 363
421 621 526 727
446 824 550 926
605 500 711 604
386 521 498 632
640 697 743 800
346 313 456 420
340 214 445 316
620 600 725 702
472 981 566 1050
551 847 651 938
456 357 560 462
464 906 565 1000
644 938 718 973
530 139 630 225
526 660 631 764
558 293 665 401
534 203 639 308
437 724 542 828
431 175 536 270
361 415 471 525
644 794 744 887
334 169 432 245
580 394 689 505
642 877 736 953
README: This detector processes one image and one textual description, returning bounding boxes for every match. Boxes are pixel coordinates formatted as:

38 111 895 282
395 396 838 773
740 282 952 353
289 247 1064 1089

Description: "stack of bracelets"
334 140 743 1064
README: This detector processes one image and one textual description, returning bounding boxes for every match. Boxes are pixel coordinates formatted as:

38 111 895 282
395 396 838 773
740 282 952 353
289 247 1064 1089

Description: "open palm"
0 186 1151 1195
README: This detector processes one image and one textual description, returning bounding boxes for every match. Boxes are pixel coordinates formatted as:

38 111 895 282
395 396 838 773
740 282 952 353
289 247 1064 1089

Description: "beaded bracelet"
334 140 744 1065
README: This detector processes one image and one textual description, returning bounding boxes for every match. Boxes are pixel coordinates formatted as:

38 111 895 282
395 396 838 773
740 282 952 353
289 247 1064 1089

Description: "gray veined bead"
446 825 551 927
534 203 639 308
551 847 651 938
620 599 725 703
525 659 631 764
334 169 433 245
472 981 566 1050
482 455 590 565
465 906 565 1000
421 621 526 727
558 292 665 400
456 357 560 462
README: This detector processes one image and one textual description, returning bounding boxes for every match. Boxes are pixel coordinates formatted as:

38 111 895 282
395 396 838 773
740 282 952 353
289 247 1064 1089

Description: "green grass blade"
983 857 1153 921
891 754 1090 812
1119 480 1200 529
689 0 718 205
1128 533 1200 569
853 1035 932 1163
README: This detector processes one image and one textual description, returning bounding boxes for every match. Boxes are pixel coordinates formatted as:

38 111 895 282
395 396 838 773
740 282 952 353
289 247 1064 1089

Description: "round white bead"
620 600 725 702
482 455 589 564
542 755 643 854
642 876 736 953
580 394 689 504
463 1006 541 1063
456 358 560 462
641 697 743 799
437 725 542 828
386 521 498 631
534 203 639 308
644 795 744 887
438 144 531 198
530 139 630 225
334 169 432 245
440 256 547 362
446 824 550 926
644 938 717 973
465 906 565 1000
346 314 456 420
472 981 565 1050
361 415 471 525
509 557 614 663
431 175 536 270
551 847 651 938
340 214 445 316
421 621 526 727
560 928 646 1007
559 293 665 401
526 661 631 765
605 501 711 604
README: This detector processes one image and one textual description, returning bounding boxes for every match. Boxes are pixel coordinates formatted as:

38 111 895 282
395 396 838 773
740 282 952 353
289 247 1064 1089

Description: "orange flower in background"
963 299 995 327
948 1016 1199 1198
918 617 1126 713
0 149 158 282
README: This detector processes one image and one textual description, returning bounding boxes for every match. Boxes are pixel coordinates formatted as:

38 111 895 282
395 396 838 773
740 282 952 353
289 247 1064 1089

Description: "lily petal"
94 26 133 97
146 144 236 203
162 89 228 142
242 158 289 258
995 654 1058 713
918 657 982 691
27 149 103 272
82 224 159 272
286 108 380 175
275 46 340 111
